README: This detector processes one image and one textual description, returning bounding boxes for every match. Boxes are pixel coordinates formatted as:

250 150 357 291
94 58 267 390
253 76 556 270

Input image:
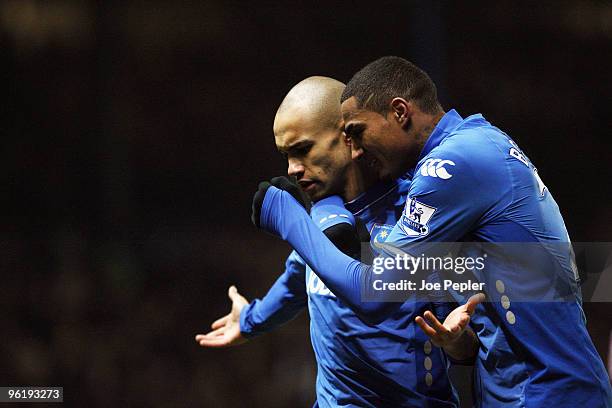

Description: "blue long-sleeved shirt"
243 182 458 407
258 110 612 407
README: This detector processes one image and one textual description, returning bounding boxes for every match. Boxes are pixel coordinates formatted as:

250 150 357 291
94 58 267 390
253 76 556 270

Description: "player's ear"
342 128 351 147
342 128 363 159
390 97 412 129
351 144 364 160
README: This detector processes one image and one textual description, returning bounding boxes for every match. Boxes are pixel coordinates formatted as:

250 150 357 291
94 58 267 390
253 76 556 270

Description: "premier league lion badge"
400 197 436 236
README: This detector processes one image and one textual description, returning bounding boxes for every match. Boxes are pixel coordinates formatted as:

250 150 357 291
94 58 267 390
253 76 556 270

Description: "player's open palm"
415 293 485 348
195 285 249 348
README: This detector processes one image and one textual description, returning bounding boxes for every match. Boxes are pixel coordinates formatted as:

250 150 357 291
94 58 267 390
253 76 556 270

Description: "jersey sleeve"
240 196 360 337
260 188 399 321
257 138 510 321
310 195 355 230
239 251 307 338
310 195 361 258
387 144 508 254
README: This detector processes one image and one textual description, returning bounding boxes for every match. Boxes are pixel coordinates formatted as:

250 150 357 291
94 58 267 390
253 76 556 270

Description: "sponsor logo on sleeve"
306 266 336 298
400 197 436 236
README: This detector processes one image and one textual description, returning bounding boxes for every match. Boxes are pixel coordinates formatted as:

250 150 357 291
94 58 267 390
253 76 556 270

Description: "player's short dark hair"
341 56 441 115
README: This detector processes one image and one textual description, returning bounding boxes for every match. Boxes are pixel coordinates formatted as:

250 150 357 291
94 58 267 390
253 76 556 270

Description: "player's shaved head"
274 76 345 135
273 76 378 202
273 76 357 202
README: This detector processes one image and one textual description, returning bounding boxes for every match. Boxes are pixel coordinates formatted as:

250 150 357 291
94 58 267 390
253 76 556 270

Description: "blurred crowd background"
2 1 611 407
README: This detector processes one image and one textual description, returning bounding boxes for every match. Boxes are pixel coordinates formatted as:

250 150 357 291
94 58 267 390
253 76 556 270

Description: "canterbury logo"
420 159 455 179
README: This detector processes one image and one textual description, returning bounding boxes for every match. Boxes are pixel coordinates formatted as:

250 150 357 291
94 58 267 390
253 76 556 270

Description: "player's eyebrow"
342 110 360 121
277 139 312 154
343 104 371 121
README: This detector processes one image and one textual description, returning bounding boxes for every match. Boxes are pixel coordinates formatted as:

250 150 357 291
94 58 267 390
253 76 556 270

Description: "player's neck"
342 162 377 202
415 110 445 154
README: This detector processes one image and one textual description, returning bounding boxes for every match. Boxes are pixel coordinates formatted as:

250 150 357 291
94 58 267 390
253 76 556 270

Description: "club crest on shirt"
400 197 436 236
370 224 394 245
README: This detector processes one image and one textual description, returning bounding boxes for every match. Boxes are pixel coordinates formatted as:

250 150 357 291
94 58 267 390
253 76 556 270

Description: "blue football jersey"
244 181 459 407
306 186 457 407
257 109 612 407
387 110 612 407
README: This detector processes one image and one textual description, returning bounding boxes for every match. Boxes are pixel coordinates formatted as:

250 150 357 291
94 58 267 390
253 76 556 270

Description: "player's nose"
287 159 305 178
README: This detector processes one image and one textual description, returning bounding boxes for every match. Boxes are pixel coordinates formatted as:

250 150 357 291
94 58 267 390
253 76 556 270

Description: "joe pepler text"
372 279 486 292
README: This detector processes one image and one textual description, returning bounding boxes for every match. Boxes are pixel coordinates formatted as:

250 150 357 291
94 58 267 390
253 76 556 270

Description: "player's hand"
251 176 311 228
415 293 485 348
195 285 249 348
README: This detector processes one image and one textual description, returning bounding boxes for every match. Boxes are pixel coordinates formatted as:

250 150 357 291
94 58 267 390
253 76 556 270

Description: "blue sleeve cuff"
311 195 355 230
239 301 258 338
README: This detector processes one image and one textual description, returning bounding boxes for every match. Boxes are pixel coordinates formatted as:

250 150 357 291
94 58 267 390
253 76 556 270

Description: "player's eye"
345 124 364 140
295 145 311 156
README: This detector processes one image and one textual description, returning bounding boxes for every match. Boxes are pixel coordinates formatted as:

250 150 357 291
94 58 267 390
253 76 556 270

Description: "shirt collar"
344 179 398 216
345 110 464 215
417 109 463 161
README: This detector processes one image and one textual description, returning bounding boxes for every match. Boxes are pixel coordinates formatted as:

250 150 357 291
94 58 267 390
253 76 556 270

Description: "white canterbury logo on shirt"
420 159 456 179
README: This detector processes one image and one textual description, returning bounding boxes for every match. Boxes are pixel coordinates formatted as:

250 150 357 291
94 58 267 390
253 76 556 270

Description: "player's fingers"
200 326 225 339
423 310 448 334
228 285 239 300
195 326 225 341
195 330 223 342
415 316 438 338
198 335 230 348
211 314 230 330
465 293 486 315
270 176 292 190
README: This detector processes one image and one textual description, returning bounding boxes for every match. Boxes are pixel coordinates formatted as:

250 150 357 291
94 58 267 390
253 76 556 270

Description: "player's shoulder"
396 177 411 195
427 119 511 177
412 117 515 197
448 116 510 158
